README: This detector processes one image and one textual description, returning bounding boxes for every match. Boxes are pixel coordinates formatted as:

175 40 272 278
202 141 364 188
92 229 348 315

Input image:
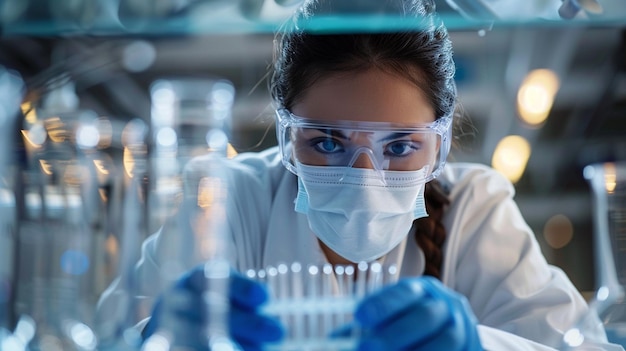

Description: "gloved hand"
354 276 483 351
142 265 284 351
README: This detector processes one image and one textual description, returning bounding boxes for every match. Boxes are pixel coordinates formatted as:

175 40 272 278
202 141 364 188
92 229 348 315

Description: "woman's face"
289 68 439 172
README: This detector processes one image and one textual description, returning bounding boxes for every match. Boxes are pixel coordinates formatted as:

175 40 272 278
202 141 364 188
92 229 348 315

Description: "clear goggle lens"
276 108 452 183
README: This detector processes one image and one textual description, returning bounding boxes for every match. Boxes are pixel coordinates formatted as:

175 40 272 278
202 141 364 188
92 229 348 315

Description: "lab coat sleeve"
95 212 219 337
94 229 168 338
441 164 621 350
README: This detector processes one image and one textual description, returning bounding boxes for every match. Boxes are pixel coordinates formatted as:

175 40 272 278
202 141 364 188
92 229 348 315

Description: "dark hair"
270 0 454 279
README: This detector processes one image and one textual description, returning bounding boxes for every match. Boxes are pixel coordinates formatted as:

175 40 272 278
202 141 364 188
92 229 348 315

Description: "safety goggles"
275 108 452 183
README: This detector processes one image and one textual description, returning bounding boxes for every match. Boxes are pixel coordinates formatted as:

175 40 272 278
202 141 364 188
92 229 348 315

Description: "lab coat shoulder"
439 162 520 276
440 162 549 297
439 163 614 350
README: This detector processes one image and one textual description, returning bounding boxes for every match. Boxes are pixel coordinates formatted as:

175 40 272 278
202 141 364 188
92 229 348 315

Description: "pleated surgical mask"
294 162 428 263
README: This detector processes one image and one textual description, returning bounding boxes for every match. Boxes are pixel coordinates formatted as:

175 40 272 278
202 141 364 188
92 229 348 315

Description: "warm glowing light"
21 128 45 148
39 160 53 175
45 117 67 143
98 188 108 202
96 117 113 149
491 135 531 184
604 163 617 194
517 69 560 126
93 159 109 175
227 143 238 158
63 164 85 186
21 101 38 124
123 147 136 178
543 214 574 249
105 235 119 258
197 177 227 209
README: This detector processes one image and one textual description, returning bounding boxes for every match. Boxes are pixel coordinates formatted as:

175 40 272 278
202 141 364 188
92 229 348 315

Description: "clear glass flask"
586 162 626 347
562 161 626 350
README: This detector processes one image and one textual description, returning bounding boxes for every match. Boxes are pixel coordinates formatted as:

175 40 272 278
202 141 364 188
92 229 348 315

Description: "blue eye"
313 138 344 154
386 141 417 157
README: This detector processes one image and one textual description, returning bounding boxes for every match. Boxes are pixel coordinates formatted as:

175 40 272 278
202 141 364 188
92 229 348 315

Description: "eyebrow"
313 129 414 143
377 132 413 142
314 128 350 140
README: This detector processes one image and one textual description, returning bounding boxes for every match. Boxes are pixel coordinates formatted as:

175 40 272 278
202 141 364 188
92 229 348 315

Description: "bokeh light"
491 135 531 184
517 69 559 126
543 214 574 249
60 250 90 276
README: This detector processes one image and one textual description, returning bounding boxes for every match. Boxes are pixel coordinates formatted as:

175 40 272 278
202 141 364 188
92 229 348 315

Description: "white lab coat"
97 146 623 350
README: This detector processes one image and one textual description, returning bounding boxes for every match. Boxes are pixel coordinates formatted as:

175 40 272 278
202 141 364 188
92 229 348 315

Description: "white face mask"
294 162 428 263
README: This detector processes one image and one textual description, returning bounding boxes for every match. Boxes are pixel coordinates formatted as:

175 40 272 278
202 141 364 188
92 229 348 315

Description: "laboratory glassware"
249 261 400 351
562 161 626 349
13 80 114 351
143 77 238 350
586 162 626 346
0 65 29 350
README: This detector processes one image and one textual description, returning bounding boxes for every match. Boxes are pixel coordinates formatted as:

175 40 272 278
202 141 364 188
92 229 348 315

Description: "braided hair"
270 0 456 279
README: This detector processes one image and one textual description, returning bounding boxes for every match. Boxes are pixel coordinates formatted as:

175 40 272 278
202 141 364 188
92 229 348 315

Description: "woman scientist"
97 0 621 350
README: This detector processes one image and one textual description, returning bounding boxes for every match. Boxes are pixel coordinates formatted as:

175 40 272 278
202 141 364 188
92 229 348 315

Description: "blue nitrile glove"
142 265 284 351
354 276 483 351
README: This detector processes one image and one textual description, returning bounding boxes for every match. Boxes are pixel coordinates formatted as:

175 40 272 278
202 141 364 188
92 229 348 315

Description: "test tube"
266 266 279 303
257 261 401 351
290 263 304 340
306 265 320 340
334 266 346 327
366 262 382 294
384 264 399 286
355 262 368 298
321 264 334 336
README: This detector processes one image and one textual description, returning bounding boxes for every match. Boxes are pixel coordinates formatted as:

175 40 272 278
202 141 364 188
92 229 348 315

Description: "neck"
318 238 357 267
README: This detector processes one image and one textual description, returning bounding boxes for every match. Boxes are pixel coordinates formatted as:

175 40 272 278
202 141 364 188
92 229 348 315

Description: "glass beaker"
583 161 626 347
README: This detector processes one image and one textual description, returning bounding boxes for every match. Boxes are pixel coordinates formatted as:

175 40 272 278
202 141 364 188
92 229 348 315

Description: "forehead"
291 68 436 125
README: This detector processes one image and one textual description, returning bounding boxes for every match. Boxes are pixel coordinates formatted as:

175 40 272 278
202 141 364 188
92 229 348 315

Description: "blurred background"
0 0 625 305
